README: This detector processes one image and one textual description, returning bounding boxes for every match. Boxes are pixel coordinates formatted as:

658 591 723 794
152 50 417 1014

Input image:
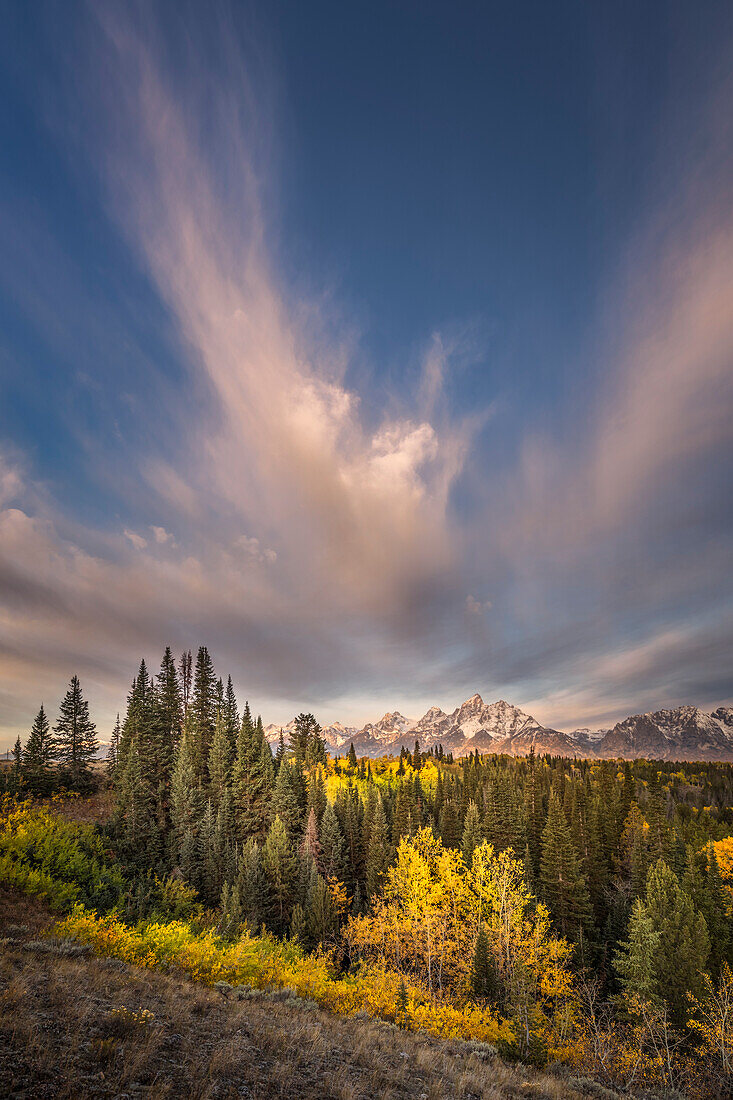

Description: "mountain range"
264 694 733 762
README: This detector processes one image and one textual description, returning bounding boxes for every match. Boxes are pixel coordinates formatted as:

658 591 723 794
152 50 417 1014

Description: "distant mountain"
597 705 733 761
265 696 733 761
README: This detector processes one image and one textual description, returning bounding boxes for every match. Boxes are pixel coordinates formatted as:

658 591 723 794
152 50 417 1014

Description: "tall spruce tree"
232 703 272 842
540 792 592 941
23 704 54 792
53 675 98 785
365 794 391 899
462 801 483 865
107 714 121 778
208 707 233 813
320 800 346 882
191 645 218 769
263 815 297 932
615 858 709 1028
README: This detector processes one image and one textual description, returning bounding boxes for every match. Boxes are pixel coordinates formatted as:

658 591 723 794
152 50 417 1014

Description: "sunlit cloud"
0 6 732 746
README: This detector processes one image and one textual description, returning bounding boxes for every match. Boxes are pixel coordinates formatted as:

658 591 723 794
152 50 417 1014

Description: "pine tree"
271 759 302 835
232 704 272 842
107 714 121 778
208 707 232 812
306 872 335 946
22 705 54 792
290 902 307 944
118 661 153 777
191 645 218 768
263 815 297 932
335 783 364 890
53 675 98 785
540 792 592 941
366 794 391 899
462 801 483 865
170 710 203 866
154 646 182 791
197 799 221 905
683 843 731 980
306 767 327 824
471 924 499 999
320 800 346 882
616 858 710 1028
393 782 414 840
439 799 461 849
179 649 193 716
114 741 159 863
524 747 543 875
236 838 269 930
224 676 239 755
275 731 287 772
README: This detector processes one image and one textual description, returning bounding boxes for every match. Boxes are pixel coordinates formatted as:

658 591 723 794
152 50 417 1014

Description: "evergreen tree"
306 872 335 946
306 767 327 824
22 705 54 792
540 792 592 941
107 714 121 778
471 924 499 999
197 799 221 905
208 707 232 812
320 800 346 881
154 646 182 788
224 676 239 754
439 799 461 849
275 731 287 772
179 649 193 716
170 710 203 866
263 815 297 932
191 645 218 768
53 675 98 785
271 759 302 835
232 704 272 842
365 794 391 900
393 782 414 840
118 661 153 776
616 858 710 1028
114 741 159 863
236 838 269 930
462 801 483 865
683 843 731 980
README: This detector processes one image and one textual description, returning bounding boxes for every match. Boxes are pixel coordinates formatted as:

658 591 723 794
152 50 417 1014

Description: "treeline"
6 645 733 1094
3 675 99 793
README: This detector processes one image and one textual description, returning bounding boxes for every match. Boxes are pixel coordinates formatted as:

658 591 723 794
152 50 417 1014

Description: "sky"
1 0 733 747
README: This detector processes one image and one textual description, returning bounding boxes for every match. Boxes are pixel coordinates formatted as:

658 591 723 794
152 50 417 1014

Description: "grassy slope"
0 889 597 1100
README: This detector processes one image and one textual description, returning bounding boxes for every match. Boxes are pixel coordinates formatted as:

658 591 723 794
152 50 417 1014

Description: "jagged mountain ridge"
265 697 733 761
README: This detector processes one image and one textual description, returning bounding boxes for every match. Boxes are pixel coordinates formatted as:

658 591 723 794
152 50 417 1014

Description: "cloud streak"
0 5 480 740
0 4 732 744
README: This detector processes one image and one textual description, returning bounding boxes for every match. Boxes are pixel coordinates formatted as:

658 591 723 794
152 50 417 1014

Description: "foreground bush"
0 798 125 912
55 903 513 1045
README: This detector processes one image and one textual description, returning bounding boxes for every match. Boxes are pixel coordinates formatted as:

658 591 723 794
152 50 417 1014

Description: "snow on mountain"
597 705 733 761
264 697 733 761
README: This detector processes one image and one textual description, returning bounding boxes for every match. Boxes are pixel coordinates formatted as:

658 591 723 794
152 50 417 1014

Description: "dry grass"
0 888 596 1100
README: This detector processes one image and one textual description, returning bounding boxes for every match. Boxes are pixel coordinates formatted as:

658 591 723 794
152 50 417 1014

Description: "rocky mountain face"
598 705 733 761
265 697 733 761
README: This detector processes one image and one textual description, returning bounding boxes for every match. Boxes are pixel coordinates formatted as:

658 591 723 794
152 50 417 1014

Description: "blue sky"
1 1 732 746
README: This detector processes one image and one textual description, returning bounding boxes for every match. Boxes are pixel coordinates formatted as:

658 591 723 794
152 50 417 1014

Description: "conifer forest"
4 645 733 1097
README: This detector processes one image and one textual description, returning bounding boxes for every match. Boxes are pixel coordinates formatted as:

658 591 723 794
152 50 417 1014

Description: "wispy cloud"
0 5 732 745
0 6 479 740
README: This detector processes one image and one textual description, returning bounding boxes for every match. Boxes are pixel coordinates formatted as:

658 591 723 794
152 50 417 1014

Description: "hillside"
0 888 592 1100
